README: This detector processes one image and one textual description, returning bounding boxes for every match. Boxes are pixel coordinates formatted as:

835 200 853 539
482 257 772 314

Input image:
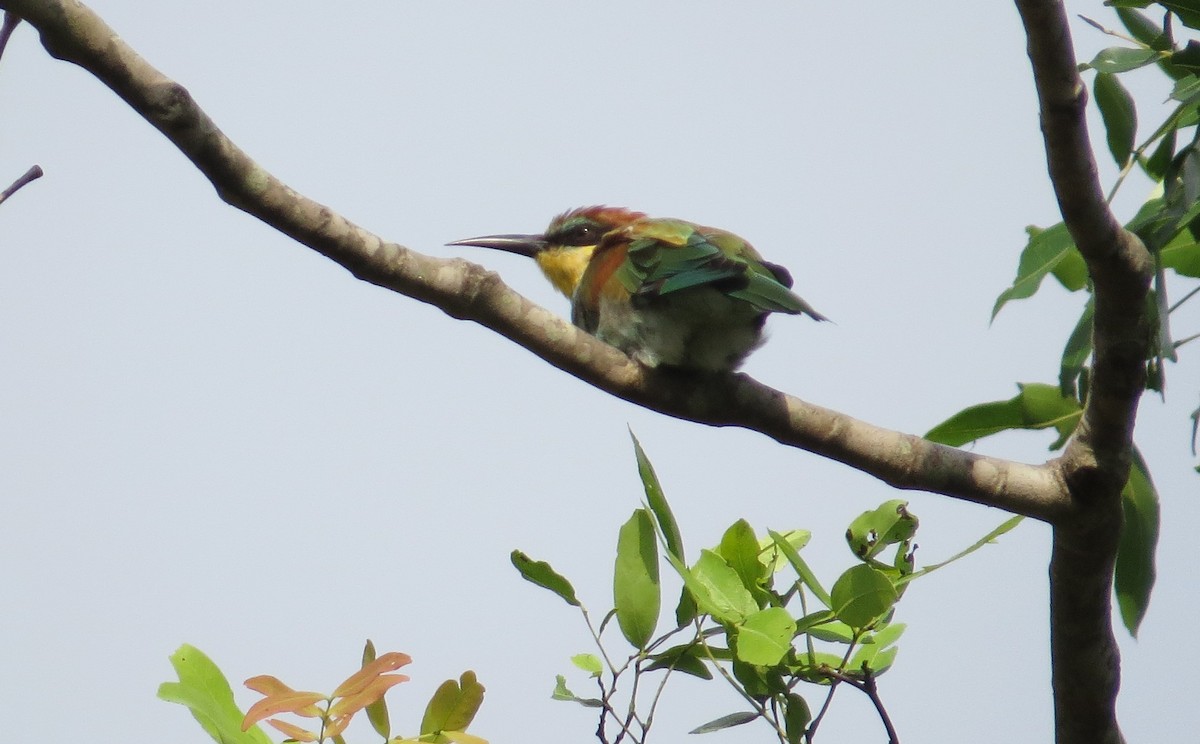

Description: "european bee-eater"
449 206 826 372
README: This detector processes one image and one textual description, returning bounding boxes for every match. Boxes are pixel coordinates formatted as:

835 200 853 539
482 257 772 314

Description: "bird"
448 206 826 372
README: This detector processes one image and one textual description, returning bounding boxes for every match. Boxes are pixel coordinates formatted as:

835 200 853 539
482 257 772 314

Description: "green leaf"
1161 1 1200 30
1127 189 1200 257
361 640 391 740
1116 7 1171 50
1084 46 1161 73
680 549 759 624
803 618 856 644
1115 447 1160 636
1022 382 1084 448
759 529 811 575
1127 196 1172 241
1162 239 1200 276
735 607 797 666
899 515 1025 585
783 694 811 744
570 653 603 676
849 642 884 672
1050 244 1089 291
614 508 660 649
767 529 832 608
1144 129 1176 181
927 399 1021 445
829 565 898 630
157 645 273 744
859 646 899 676
630 430 684 562
1060 297 1095 398
675 584 699 627
864 621 907 650
510 550 580 607
645 643 714 679
1171 73 1200 105
1164 145 1200 230
845 500 918 561
419 671 485 736
718 519 766 600
689 711 760 734
925 382 1082 448
1172 40 1200 74
850 622 905 673
1094 72 1138 165
993 223 1083 319
551 675 603 707
794 610 838 636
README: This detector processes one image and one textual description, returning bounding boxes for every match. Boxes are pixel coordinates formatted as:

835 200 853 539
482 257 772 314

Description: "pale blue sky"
0 2 1195 742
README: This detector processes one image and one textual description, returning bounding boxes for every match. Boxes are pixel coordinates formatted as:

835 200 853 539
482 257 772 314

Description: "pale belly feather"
589 288 768 372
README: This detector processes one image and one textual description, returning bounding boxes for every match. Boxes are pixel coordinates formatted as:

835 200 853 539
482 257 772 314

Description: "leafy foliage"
158 645 274 744
160 642 486 744
512 434 1019 744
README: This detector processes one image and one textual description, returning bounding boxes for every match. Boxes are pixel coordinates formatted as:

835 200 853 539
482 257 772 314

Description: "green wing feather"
727 271 826 318
613 220 824 319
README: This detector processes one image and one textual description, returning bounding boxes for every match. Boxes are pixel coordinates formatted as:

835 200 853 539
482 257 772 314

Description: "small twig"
1169 284 1200 314
620 656 645 744
1077 14 1143 47
0 12 19 64
1172 330 1200 350
578 607 630 744
640 631 695 732
0 164 43 206
803 641 858 743
582 607 624 676
694 630 787 741
1189 398 1198 456
803 678 840 744
822 667 900 744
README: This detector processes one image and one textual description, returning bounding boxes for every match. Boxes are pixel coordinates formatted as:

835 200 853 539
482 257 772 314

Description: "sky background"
1 1 1196 742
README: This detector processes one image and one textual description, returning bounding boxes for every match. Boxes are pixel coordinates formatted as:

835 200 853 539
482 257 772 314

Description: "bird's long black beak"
447 233 548 257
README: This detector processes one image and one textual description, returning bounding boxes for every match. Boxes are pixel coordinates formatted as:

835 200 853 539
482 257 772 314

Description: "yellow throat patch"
533 245 594 299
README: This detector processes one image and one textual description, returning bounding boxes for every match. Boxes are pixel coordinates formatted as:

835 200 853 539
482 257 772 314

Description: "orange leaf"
244 675 303 696
332 651 413 698
242 691 326 730
266 718 319 742
328 674 410 718
323 714 352 739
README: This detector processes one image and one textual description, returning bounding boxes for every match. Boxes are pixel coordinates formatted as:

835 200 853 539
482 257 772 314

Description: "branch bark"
1015 2 1153 744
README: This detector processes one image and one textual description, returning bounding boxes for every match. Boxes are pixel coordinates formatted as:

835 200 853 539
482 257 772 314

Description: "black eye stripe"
552 221 605 246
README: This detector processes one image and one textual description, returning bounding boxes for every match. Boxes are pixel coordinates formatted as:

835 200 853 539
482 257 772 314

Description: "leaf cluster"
510 434 1020 744
158 642 486 744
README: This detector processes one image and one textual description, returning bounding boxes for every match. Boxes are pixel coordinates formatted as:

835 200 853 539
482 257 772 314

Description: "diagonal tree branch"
1015 2 1153 744
0 0 1072 523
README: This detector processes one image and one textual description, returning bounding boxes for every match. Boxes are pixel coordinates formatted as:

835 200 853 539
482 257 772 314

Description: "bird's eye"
557 222 604 246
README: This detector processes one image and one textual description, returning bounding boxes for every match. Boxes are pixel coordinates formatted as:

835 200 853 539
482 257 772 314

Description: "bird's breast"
586 287 768 371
